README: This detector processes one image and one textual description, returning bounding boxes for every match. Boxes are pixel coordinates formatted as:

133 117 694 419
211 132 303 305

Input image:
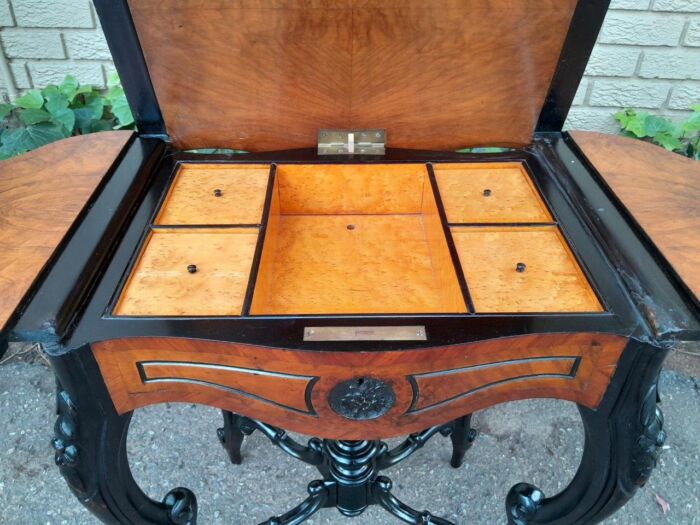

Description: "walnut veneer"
0 131 133 330
92 332 627 439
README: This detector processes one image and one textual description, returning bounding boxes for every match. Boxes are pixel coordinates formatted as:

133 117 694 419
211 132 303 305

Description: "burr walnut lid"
99 0 594 152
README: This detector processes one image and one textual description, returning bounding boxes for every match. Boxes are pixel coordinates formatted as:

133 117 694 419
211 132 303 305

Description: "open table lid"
0 131 134 339
95 0 607 152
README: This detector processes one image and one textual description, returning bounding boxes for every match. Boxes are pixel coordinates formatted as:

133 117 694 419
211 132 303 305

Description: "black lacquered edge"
553 132 700 341
92 0 166 138
9 136 166 344
536 0 611 132
58 143 644 354
242 166 276 315
426 163 475 314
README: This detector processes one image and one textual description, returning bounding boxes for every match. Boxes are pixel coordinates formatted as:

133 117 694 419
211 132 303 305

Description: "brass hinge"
317 129 386 155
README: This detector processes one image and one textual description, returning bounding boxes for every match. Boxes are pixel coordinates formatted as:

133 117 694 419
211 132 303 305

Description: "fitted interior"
115 162 603 317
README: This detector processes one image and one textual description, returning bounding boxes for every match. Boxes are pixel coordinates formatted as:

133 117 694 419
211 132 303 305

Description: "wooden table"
1 1 698 524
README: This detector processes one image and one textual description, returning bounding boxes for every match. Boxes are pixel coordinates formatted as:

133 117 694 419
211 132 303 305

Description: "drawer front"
114 228 258 316
434 163 552 224
93 333 626 440
155 164 270 225
451 225 602 313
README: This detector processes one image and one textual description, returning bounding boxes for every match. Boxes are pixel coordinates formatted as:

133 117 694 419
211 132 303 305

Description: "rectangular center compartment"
249 165 467 315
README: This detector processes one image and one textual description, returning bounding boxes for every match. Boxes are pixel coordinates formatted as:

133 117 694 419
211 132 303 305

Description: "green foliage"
614 106 700 161
0 73 135 160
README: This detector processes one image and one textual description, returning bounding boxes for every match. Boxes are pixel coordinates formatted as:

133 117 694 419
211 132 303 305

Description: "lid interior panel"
126 0 578 151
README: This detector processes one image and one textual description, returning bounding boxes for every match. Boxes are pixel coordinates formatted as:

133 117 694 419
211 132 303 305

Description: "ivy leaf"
41 85 60 98
50 107 76 134
681 112 700 134
653 132 683 152
84 92 105 120
0 103 14 119
626 117 648 138
0 122 64 153
644 115 674 137
45 93 70 114
107 71 121 89
614 110 631 128
90 119 115 133
59 75 79 100
19 108 52 125
110 97 134 128
14 89 45 109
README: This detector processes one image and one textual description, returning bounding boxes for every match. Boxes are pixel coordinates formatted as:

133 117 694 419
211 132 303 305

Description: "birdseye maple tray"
114 162 602 317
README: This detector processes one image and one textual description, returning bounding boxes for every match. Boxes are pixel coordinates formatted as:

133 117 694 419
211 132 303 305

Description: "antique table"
1 1 698 524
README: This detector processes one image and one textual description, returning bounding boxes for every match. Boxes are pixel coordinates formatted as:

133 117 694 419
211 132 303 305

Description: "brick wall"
1 0 699 134
568 0 700 132
0 0 112 98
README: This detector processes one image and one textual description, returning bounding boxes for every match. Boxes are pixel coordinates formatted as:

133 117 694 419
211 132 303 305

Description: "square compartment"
250 164 467 315
114 228 259 316
155 164 271 226
434 163 552 224
450 225 602 313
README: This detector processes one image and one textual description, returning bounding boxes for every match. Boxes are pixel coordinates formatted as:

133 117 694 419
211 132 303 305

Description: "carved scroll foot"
163 487 198 525
217 411 255 465
50 348 200 525
503 346 667 525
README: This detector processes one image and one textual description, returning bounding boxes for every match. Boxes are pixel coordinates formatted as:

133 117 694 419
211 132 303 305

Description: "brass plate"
303 326 427 342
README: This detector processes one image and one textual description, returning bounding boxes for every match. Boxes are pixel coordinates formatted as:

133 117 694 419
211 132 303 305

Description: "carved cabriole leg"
505 341 667 525
49 345 198 525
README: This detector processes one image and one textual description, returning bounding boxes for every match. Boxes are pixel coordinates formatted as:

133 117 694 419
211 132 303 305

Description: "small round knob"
516 262 526 273
347 224 355 230
187 264 197 274
483 189 492 197
213 188 223 197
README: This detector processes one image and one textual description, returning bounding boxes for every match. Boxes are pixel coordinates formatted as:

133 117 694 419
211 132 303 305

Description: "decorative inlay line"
137 361 318 416
407 356 580 414
138 360 315 381
414 356 578 379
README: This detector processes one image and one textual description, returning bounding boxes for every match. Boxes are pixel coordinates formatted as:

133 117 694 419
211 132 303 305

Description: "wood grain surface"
434 163 552 224
276 164 426 215
127 0 577 151
0 131 133 331
92 332 627 439
250 215 466 315
250 163 465 314
451 225 602 313
155 164 271 225
115 228 259 316
571 131 700 303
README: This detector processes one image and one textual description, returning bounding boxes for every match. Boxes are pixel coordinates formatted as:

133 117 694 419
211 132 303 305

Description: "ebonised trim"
92 0 166 138
242 166 276 316
536 0 611 132
426 164 475 313
9 137 165 344
58 142 644 354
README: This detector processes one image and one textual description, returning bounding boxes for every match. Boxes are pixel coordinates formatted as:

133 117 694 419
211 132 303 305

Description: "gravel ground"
0 356 698 525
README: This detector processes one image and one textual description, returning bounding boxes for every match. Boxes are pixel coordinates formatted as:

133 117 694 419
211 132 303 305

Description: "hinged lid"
96 0 607 152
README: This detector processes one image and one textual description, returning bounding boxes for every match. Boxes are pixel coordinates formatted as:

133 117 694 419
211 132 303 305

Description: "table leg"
50 346 199 525
504 343 667 525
